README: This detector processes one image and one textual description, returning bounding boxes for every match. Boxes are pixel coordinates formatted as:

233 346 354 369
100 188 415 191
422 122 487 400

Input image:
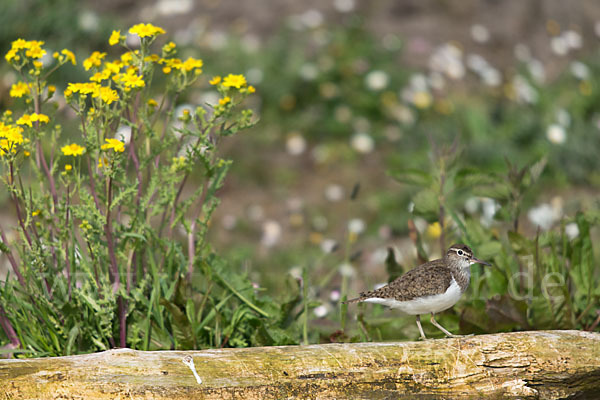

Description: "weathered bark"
1 330 599 399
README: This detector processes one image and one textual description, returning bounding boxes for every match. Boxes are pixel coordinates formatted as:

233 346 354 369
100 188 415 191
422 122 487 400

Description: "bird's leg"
415 315 428 340
430 313 460 338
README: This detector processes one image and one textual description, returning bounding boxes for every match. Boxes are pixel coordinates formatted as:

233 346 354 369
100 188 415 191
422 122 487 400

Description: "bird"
343 244 491 340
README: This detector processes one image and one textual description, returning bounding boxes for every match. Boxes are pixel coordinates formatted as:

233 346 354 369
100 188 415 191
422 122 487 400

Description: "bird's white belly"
363 279 463 315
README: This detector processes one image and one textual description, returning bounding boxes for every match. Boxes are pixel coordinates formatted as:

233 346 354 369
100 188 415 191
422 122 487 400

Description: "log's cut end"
1 330 599 399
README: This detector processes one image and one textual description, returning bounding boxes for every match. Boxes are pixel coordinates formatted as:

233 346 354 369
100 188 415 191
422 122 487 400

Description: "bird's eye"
457 250 463 256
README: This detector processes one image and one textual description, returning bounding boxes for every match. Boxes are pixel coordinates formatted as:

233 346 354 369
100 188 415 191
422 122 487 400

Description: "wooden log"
1 330 599 399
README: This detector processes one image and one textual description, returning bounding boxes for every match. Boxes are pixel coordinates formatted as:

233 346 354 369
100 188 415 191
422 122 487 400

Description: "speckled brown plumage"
345 244 475 303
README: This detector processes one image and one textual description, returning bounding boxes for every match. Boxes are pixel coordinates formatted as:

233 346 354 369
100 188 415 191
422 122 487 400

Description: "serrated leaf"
388 168 433 187
455 168 497 188
472 182 511 200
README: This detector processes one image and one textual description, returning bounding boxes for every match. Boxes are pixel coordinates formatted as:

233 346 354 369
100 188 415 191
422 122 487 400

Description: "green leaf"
65 325 79 356
413 188 439 216
388 168 432 187
454 167 497 188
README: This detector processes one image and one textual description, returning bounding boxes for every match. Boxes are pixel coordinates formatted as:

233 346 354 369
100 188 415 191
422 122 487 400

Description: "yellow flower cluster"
61 143 85 156
129 23 165 38
160 57 203 75
53 49 77 65
16 113 50 127
65 82 119 105
0 122 24 155
101 138 125 153
10 82 30 98
83 51 107 71
211 74 255 93
5 39 46 63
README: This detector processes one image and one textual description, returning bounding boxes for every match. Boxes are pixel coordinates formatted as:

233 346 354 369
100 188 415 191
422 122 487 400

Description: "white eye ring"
457 250 464 256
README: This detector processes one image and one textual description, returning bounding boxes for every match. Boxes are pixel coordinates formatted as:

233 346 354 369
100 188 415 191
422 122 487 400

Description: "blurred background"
2 0 600 342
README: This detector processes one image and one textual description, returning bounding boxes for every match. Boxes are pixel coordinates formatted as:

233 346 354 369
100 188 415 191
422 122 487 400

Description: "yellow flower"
147 99 158 107
162 66 172 74
61 49 76 65
247 85 256 93
219 96 231 106
24 41 46 59
98 86 119 104
83 51 106 71
16 114 34 127
11 39 28 51
32 210 41 217
10 82 30 98
129 23 166 38
5 49 19 63
182 57 203 72
412 91 432 109
16 113 49 127
64 164 72 171
121 51 135 65
119 69 145 89
222 74 247 89
24 150 30 157
109 30 123 46
101 138 125 153
48 85 56 95
89 70 111 82
61 143 85 156
209 76 221 85
104 61 122 75
68 82 100 95
97 156 108 168
162 41 176 54
0 122 24 154
426 222 442 239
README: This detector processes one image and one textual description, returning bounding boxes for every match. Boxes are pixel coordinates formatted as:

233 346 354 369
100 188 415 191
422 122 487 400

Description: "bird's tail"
342 296 362 305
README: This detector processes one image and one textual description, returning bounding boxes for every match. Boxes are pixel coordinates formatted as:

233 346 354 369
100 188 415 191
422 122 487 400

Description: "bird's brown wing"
357 259 453 302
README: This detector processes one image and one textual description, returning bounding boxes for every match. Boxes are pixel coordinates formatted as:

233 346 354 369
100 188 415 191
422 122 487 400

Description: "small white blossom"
565 222 579 240
325 184 344 202
299 63 318 81
321 239 338 254
348 218 366 234
299 9 323 28
313 304 329 318
339 263 355 277
286 133 307 156
546 124 566 144
261 220 282 247
570 61 589 80
551 36 568 56
470 24 490 43
365 70 390 91
334 0 355 12
564 30 582 49
156 0 192 16
351 132 375 154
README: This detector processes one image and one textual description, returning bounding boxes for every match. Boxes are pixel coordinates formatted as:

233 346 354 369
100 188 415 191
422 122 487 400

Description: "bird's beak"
470 257 491 266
